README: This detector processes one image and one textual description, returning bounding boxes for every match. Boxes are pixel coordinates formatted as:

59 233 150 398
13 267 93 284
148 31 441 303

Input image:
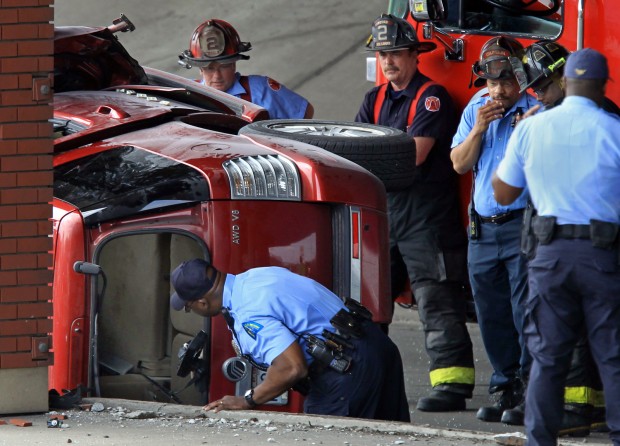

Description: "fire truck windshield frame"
399 0 562 39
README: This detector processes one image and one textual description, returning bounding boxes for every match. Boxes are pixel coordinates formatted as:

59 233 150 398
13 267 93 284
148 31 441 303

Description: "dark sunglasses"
533 79 554 95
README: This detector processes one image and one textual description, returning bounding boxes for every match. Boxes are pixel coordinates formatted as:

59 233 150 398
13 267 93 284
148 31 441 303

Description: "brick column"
0 0 54 414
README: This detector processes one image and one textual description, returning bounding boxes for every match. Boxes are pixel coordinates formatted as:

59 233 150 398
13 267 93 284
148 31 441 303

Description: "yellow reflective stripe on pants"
564 386 605 406
429 366 475 387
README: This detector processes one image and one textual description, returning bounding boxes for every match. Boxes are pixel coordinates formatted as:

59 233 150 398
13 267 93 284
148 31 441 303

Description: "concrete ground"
0 399 497 446
0 310 610 446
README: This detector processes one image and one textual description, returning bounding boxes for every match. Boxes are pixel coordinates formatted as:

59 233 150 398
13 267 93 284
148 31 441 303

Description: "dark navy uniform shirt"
355 71 459 184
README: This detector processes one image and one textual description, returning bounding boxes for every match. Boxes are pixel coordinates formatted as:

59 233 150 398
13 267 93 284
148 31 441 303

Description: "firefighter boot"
558 404 592 437
500 378 526 425
591 406 609 432
477 383 523 422
501 402 525 425
414 284 474 413
416 390 466 412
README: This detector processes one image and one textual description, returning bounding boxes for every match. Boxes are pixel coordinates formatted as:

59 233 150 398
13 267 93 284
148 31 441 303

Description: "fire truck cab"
376 0 618 109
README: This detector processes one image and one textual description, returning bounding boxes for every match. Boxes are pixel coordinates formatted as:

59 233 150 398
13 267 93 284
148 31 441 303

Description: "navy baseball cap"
565 48 609 80
170 259 216 311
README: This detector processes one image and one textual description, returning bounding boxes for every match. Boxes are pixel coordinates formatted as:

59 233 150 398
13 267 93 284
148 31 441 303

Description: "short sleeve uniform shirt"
227 74 309 119
221 267 346 366
451 92 541 216
496 96 620 225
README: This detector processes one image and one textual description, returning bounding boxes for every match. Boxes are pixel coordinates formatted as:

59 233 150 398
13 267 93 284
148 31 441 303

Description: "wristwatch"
244 388 258 408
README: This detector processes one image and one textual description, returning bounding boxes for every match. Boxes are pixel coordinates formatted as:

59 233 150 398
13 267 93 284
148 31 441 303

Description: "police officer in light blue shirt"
496 94 620 225
179 19 314 120
493 48 620 446
451 91 536 217
170 259 410 422
450 36 542 424
221 267 345 368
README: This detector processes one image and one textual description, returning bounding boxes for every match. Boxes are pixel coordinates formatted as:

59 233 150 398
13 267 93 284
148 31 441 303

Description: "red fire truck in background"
376 0 618 109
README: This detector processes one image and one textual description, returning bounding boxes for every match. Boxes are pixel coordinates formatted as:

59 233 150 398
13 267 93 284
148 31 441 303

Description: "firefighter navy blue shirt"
355 70 475 396
355 71 458 183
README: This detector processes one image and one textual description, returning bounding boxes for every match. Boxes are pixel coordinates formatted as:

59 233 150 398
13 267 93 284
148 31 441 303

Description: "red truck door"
50 200 89 393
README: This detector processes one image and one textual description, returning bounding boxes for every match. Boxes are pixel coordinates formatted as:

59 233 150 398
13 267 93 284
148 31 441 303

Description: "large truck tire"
239 119 416 192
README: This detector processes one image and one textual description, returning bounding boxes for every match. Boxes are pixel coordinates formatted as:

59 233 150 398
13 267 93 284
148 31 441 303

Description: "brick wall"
0 0 54 376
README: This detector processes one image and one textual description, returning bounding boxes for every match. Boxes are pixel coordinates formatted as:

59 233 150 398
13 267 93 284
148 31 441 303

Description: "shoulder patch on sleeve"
425 96 441 112
267 77 282 91
242 321 264 340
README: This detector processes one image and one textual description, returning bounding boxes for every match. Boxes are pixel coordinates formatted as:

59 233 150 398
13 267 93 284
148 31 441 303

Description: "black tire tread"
240 120 415 191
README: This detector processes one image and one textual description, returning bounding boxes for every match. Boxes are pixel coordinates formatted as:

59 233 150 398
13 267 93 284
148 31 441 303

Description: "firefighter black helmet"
520 41 569 93
366 14 436 53
178 19 252 69
472 36 525 87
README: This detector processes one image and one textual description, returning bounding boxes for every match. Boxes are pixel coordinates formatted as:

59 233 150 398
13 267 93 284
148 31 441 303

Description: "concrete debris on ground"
89 402 104 412
0 398 611 446
2 398 491 445
494 432 527 446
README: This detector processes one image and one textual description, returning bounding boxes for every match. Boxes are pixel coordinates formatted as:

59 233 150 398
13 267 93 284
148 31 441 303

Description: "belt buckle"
488 212 510 224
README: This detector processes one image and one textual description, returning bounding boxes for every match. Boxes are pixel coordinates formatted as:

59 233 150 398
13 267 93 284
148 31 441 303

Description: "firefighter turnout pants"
388 182 475 396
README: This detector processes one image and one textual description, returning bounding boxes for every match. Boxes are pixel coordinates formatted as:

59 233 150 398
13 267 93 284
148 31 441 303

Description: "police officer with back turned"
492 48 620 446
501 40 619 434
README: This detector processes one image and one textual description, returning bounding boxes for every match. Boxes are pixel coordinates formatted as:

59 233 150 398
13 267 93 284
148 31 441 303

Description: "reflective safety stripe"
564 386 605 406
429 366 475 386
592 390 605 407
372 83 388 124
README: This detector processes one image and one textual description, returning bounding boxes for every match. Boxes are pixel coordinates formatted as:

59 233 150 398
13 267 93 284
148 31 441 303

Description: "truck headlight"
223 155 301 200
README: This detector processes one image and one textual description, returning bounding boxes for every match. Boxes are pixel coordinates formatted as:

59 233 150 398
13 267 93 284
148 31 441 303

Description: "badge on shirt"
267 78 281 91
425 96 441 112
242 321 264 339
